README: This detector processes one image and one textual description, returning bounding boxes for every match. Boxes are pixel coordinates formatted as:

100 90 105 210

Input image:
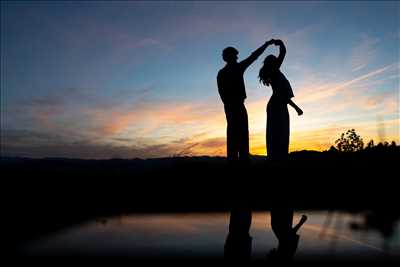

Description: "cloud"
2 87 229 159
87 98 225 139
0 128 167 158
0 128 227 159
296 63 398 104
350 34 379 72
199 137 226 149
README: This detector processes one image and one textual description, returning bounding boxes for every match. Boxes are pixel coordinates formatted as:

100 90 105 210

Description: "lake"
17 211 400 262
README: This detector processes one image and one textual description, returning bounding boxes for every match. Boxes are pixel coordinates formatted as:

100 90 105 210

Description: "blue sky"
1 1 399 158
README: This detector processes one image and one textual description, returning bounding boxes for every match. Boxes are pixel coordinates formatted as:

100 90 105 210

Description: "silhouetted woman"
259 39 303 161
259 39 307 262
268 214 307 263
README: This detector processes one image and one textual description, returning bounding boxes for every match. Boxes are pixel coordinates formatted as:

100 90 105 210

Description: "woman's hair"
259 55 277 87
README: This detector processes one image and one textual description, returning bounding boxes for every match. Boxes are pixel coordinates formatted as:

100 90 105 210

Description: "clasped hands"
265 39 283 46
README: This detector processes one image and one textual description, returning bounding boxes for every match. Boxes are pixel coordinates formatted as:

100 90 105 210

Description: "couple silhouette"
217 39 306 261
217 39 303 163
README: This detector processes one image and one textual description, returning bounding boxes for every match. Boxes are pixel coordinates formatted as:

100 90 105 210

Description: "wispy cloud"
296 63 397 104
350 34 379 72
0 128 227 159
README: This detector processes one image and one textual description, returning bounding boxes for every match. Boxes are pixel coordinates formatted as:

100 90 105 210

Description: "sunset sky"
1 1 399 158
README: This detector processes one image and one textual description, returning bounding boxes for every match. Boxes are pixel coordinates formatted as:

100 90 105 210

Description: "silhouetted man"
224 208 253 261
217 40 273 163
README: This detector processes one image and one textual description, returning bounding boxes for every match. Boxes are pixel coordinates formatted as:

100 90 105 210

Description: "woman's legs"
266 101 289 161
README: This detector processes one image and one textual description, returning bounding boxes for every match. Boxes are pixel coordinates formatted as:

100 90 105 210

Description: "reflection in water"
224 207 252 260
268 209 307 263
224 207 307 262
17 212 400 261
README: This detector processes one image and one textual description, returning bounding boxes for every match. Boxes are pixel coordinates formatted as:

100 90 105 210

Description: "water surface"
18 211 400 261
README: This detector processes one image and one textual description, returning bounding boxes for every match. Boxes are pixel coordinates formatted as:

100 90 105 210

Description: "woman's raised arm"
275 39 286 69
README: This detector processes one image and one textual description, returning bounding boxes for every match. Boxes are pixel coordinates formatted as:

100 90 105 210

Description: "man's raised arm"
240 39 274 70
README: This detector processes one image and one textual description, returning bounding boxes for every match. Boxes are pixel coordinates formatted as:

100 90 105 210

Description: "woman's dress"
266 71 294 160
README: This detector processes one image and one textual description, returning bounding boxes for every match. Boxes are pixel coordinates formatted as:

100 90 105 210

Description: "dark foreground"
4 148 400 264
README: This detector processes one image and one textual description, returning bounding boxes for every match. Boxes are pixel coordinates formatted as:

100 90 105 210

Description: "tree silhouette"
328 145 338 153
366 139 374 149
335 129 364 152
